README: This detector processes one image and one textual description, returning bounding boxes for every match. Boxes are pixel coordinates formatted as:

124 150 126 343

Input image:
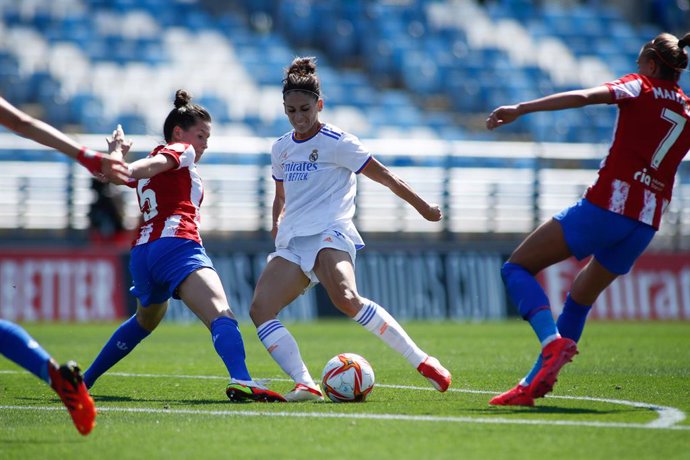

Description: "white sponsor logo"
633 168 652 186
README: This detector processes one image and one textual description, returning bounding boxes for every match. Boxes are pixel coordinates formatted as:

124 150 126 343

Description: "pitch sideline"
0 370 687 431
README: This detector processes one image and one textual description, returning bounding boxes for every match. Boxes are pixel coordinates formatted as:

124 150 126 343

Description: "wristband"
76 147 105 176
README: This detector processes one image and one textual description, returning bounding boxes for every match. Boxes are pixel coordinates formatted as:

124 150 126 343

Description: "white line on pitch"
1 405 689 431
1 370 686 430
102 372 687 429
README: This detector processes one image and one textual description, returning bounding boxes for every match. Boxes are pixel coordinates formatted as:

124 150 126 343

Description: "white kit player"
249 57 452 402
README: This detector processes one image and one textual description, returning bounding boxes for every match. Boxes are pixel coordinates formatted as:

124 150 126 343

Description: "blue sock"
521 294 592 385
528 309 559 345
556 293 592 343
521 355 543 386
0 320 52 383
210 317 252 382
501 262 558 345
83 315 150 388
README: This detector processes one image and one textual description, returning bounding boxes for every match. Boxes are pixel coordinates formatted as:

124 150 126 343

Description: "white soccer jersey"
271 123 372 248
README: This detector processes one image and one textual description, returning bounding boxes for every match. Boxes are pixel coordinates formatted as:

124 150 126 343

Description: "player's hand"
100 156 130 185
107 124 133 158
76 147 129 185
421 203 442 222
486 105 521 130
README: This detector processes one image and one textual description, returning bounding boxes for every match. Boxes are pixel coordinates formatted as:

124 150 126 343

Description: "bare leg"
250 257 315 388
177 267 253 382
176 267 234 328
508 218 572 274
571 257 618 305
249 257 309 325
314 248 447 391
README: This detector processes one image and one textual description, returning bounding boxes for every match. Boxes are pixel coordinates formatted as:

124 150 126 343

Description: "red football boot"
49 360 97 435
226 380 287 402
489 384 534 406
529 337 578 399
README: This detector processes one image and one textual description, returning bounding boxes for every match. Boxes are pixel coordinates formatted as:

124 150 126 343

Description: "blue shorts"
554 199 656 275
129 238 214 307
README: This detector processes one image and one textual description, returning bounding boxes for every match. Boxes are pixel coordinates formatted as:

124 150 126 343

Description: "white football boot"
284 383 324 402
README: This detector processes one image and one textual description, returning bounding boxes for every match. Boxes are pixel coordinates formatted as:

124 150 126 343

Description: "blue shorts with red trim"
129 237 214 307
554 198 655 275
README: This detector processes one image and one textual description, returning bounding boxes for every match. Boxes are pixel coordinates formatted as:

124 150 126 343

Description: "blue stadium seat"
69 93 105 126
0 0 659 141
198 96 231 124
118 112 148 135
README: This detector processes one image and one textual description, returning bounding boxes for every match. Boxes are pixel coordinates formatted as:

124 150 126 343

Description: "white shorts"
268 228 357 291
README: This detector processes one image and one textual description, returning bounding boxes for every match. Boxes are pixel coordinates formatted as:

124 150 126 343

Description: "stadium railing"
0 133 688 251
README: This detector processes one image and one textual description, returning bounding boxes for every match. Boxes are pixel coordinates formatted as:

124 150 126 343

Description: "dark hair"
282 57 321 100
162 89 211 143
641 32 690 81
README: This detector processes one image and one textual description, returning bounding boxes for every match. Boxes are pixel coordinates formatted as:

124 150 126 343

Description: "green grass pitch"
1 320 689 459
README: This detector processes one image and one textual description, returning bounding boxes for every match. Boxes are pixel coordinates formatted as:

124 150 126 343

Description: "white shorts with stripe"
268 228 358 291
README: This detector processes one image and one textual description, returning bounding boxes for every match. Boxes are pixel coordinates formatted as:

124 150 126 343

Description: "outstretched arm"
361 157 442 222
486 86 613 130
106 125 173 180
0 97 130 184
127 155 176 180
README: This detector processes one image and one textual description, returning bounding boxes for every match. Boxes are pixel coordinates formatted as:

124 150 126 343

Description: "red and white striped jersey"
584 73 690 229
132 142 204 246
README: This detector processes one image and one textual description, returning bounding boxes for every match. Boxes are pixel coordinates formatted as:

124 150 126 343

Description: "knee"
136 305 167 332
249 301 272 326
135 314 160 332
330 289 363 318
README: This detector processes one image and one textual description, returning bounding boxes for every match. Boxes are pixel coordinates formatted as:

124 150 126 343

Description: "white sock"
257 319 316 387
353 301 427 368
541 333 560 348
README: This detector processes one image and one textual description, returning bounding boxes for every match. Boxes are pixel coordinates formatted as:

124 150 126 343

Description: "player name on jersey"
652 86 689 107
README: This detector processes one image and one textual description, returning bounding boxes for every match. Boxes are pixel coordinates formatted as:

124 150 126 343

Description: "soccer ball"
321 353 375 403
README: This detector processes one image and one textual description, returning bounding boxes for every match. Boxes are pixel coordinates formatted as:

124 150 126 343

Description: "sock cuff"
128 315 152 338
523 305 551 321
257 319 288 346
563 293 592 313
354 302 378 326
210 316 238 330
500 261 526 278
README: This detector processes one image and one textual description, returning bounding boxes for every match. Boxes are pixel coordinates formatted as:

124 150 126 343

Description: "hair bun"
679 32 690 49
287 57 317 77
174 89 192 109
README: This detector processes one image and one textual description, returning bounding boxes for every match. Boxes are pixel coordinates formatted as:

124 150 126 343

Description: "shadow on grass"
0 438 85 445
468 405 639 416
94 395 235 406
15 394 230 406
